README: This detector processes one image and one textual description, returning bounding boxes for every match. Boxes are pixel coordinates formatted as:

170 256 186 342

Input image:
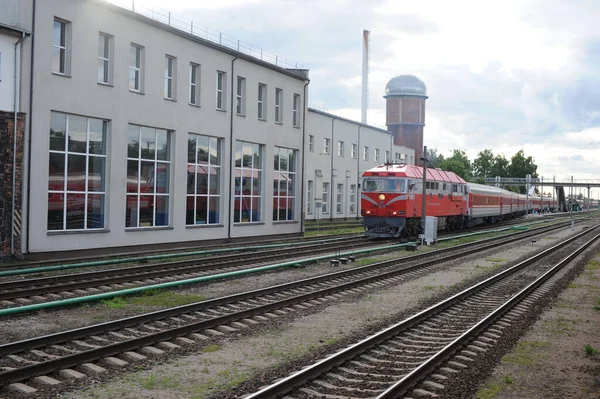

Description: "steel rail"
0 221 579 386
243 224 599 398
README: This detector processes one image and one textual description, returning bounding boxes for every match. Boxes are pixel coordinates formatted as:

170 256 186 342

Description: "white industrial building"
0 0 416 258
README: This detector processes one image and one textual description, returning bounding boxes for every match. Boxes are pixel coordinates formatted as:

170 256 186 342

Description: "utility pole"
420 145 428 238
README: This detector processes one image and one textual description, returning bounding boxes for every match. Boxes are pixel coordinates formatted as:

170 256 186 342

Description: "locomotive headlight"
378 194 386 201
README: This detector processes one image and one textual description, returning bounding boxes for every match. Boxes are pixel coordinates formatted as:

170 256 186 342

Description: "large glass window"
129 44 143 92
126 125 171 227
48 112 107 231
98 33 111 84
236 76 246 115
273 147 296 221
186 134 221 225
275 88 283 123
164 55 176 100
336 183 343 214
362 178 406 193
307 180 313 214
322 182 329 214
216 71 226 110
189 63 200 105
234 141 262 223
350 184 356 213
53 19 68 74
293 93 300 127
258 83 267 120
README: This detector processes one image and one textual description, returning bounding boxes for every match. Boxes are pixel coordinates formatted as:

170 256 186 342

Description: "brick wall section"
0 111 26 259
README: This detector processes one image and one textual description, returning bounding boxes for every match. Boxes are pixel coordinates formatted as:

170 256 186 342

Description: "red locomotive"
361 163 557 238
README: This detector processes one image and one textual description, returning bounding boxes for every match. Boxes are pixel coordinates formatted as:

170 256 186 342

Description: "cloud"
113 0 600 196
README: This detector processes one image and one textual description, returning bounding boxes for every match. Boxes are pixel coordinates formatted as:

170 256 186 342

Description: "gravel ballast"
35 225 597 399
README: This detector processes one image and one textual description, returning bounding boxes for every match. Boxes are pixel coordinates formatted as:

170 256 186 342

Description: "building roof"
363 163 466 184
99 0 308 81
308 107 392 136
384 75 428 98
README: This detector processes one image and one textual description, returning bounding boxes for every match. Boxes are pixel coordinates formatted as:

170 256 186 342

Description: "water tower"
384 75 428 165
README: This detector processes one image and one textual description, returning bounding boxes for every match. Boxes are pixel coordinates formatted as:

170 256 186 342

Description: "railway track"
0 237 373 310
0 220 581 394
244 225 600 398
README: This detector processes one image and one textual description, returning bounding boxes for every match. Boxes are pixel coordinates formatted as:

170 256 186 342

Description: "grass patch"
127 290 207 307
422 285 436 291
101 297 125 309
585 259 600 270
501 341 551 366
585 344 598 356
202 344 222 353
356 258 378 266
135 373 180 390
504 375 515 384
189 370 250 399
567 283 579 289
304 227 363 237
476 382 504 399
594 298 600 311
486 257 507 263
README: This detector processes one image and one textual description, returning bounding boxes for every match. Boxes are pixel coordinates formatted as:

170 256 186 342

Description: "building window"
234 141 262 223
189 63 199 105
273 147 296 221
324 138 330 154
338 141 344 157
275 88 283 123
322 182 329 214
349 184 356 213
363 146 369 161
293 93 300 127
351 144 357 158
53 19 69 75
48 112 107 231
307 180 313 214
97 33 112 84
216 71 226 110
236 76 246 115
374 148 380 162
385 150 390 163
126 125 171 228
164 55 176 100
308 135 314 152
186 134 221 225
336 184 343 214
258 83 267 120
129 44 144 92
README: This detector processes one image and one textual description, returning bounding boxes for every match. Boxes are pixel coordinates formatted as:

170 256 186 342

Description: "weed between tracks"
100 289 207 310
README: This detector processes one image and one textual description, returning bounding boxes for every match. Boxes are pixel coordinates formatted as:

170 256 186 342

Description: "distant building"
384 75 428 166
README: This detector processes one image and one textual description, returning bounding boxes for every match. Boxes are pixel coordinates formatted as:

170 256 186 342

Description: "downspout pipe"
330 117 336 221
26 0 37 254
11 32 27 257
300 79 310 233
356 125 361 220
227 55 239 239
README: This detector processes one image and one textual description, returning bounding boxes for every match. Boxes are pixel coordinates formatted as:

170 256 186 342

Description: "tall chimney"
361 30 370 124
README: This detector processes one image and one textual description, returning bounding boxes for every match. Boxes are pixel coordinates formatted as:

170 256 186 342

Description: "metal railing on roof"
111 1 304 71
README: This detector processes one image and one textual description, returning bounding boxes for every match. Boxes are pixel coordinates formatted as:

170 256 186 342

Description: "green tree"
472 149 495 178
439 149 472 180
490 154 510 178
508 150 538 178
507 150 538 194
426 148 445 168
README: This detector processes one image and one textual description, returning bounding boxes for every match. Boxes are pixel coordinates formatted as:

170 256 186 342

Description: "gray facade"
304 109 414 221
3 0 308 254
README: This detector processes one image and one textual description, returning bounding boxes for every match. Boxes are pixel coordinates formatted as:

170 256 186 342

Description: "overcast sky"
112 0 600 197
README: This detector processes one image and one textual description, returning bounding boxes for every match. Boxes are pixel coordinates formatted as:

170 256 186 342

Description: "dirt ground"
474 252 600 399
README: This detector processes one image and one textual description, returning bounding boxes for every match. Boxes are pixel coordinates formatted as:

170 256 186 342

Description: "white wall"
27 0 307 253
305 109 409 221
0 34 17 112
